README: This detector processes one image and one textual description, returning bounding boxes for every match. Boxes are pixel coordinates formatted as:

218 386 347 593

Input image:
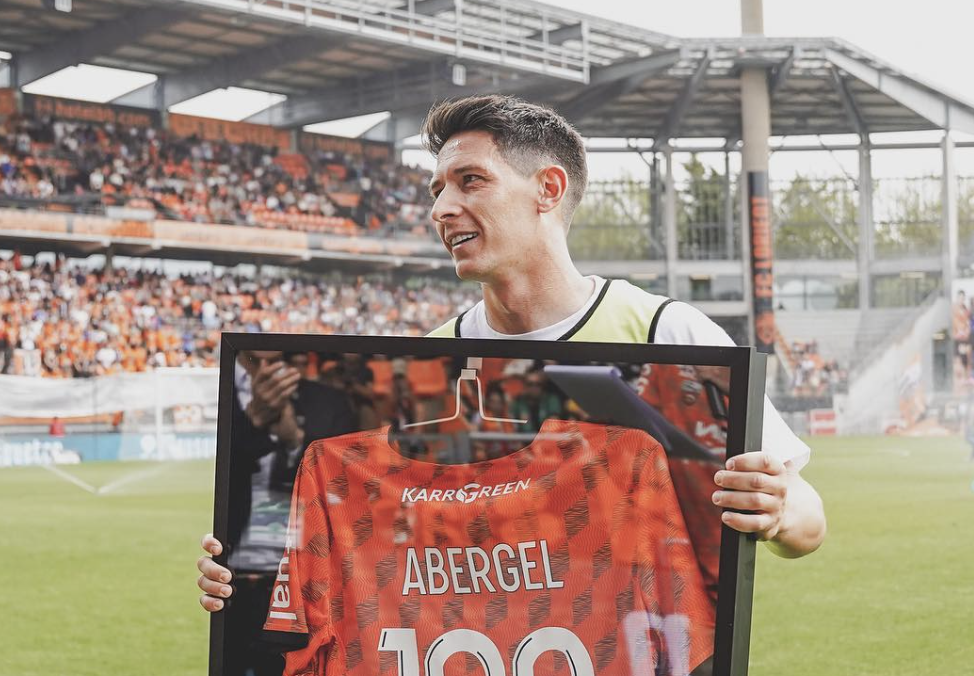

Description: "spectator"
0 255 479 378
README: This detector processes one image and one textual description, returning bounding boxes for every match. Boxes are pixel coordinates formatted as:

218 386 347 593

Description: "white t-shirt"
459 275 810 470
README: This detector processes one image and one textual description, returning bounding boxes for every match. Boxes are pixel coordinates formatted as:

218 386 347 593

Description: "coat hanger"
402 357 528 429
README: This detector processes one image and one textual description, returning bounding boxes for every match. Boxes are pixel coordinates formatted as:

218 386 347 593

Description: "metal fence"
771 177 858 260
871 176 943 259
569 179 661 261
677 173 740 261
569 172 974 264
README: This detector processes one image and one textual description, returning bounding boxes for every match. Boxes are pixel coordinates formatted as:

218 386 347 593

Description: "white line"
41 463 97 494
268 612 297 620
97 463 169 495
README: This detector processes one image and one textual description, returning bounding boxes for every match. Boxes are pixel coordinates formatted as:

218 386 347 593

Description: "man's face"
239 350 284 376
428 130 544 282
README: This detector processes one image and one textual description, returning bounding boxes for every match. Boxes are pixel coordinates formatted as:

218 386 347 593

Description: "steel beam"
828 64 867 139
769 47 799 98
14 6 186 86
654 49 712 147
528 23 583 45
827 48 974 136
942 133 958 302
556 49 685 122
724 151 735 260
113 34 330 109
557 73 645 121
247 60 568 128
588 48 686 86
412 0 457 15
663 147 678 298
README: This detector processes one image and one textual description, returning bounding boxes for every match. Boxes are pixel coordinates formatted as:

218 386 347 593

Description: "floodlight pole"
739 0 774 353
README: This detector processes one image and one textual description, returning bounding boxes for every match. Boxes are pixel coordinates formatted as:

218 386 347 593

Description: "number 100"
379 626 595 676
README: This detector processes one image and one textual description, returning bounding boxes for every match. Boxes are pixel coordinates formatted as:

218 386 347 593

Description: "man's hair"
421 94 588 225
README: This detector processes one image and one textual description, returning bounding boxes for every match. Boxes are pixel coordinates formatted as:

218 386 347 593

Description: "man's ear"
537 164 569 215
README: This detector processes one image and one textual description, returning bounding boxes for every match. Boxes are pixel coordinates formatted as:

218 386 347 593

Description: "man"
220 350 355 676
198 94 825 612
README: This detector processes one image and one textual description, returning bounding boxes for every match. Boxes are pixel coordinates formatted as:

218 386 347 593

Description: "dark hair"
421 94 588 225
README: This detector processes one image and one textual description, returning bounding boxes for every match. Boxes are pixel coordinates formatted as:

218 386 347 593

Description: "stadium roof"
2 0 974 140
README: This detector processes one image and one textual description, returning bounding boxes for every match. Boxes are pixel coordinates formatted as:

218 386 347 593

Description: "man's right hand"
198 534 232 612
246 360 301 429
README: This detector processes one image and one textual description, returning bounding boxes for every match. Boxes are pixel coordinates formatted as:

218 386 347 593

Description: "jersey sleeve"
628 429 715 674
636 363 662 407
263 444 336 671
653 300 811 469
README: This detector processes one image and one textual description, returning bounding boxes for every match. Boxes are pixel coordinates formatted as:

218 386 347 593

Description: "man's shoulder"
426 317 458 338
605 278 669 305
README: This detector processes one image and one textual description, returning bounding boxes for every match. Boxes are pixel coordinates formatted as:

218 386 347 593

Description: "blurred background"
0 0 971 674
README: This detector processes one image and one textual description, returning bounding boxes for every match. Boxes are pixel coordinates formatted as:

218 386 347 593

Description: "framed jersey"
211 334 766 676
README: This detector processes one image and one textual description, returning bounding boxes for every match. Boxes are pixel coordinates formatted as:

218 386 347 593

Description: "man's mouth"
448 233 478 251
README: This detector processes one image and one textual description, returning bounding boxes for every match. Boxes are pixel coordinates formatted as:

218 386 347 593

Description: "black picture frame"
211 332 766 676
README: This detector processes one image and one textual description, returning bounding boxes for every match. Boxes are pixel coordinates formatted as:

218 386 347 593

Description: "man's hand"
197 534 233 612
271 402 304 450
713 451 826 558
246 361 301 429
712 451 787 540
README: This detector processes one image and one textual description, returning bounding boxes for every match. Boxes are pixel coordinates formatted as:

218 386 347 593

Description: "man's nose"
431 185 461 224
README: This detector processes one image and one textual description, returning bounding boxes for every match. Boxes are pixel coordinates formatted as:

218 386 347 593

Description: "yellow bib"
426 279 673 343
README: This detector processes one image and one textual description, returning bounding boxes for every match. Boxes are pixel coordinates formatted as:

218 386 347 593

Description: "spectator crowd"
0 255 478 378
0 111 433 237
788 339 847 397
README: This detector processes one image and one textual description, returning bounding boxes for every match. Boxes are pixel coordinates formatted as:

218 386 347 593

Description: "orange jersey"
263 419 714 676
636 364 727 599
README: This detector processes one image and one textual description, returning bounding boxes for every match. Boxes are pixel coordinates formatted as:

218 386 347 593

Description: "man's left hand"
712 451 787 541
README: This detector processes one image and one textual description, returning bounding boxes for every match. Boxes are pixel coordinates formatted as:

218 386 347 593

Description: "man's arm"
713 451 826 558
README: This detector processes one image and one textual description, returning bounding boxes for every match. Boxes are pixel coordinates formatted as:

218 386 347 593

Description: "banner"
0 369 218 418
0 209 69 234
0 88 16 117
71 215 153 239
299 131 393 162
169 113 292 150
153 219 308 252
748 171 775 353
0 431 216 467
22 93 160 128
0 208 445 261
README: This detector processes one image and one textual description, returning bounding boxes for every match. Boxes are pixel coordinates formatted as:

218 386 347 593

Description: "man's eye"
462 174 481 185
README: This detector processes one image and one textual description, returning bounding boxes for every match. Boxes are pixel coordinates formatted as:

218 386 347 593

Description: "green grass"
750 436 974 676
0 437 972 675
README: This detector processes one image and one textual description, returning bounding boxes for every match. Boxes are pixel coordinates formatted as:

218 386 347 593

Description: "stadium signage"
748 171 775 353
0 88 16 117
401 479 531 505
22 93 159 128
299 131 393 162
168 113 292 150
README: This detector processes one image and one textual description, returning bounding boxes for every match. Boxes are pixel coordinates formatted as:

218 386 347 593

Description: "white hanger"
402 357 528 429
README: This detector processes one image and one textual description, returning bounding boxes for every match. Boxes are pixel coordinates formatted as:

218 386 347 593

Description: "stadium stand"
0 103 434 238
0 254 479 378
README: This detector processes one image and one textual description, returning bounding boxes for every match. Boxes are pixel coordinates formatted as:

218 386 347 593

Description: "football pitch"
0 436 971 676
